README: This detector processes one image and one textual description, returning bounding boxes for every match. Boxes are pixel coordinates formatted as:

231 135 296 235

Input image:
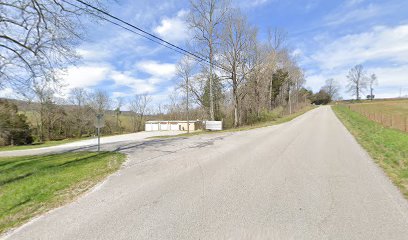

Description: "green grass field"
332 105 408 199
0 151 125 234
343 99 408 132
0 138 93 152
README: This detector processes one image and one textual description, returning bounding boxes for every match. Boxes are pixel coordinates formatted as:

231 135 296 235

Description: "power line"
62 0 188 57
68 0 229 72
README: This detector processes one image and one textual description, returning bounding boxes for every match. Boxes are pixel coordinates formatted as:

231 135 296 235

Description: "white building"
145 121 198 131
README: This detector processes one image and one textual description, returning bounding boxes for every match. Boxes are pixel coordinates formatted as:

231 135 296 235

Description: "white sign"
204 121 222 131
94 114 105 128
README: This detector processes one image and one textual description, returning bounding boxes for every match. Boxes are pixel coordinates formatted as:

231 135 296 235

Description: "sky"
2 0 407 104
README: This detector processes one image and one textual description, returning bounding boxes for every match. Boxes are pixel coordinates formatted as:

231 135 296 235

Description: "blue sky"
3 0 405 104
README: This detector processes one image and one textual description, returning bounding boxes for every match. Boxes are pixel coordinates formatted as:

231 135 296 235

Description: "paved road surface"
0 131 183 157
3 106 408 239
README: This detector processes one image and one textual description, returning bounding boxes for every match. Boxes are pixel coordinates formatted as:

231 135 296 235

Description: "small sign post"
94 114 105 152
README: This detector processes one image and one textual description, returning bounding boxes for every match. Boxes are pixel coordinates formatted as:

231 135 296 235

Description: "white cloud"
61 65 111 91
310 24 408 70
305 70 347 93
136 60 177 80
76 30 162 65
58 57 179 102
250 0 268 6
345 0 365 7
305 65 408 99
112 91 130 98
368 65 408 87
153 10 189 43
77 48 111 61
0 87 16 99
302 21 408 99
235 0 270 8
110 71 156 94
324 3 381 26
291 48 303 57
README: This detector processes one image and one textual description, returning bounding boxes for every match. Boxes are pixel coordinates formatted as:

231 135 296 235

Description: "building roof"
146 120 198 123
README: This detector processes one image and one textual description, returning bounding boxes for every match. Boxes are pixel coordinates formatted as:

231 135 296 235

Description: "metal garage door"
151 123 159 131
159 123 169 131
170 123 179 131
145 123 151 131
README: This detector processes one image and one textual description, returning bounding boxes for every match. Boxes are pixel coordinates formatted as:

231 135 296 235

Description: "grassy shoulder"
332 105 408 198
0 138 91 152
150 105 316 139
0 151 125 234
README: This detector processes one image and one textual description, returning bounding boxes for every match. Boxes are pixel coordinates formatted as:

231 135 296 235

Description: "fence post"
391 115 394 128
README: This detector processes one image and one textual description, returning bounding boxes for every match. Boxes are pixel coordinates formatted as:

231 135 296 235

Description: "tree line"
0 0 313 146
0 89 153 145
168 0 310 128
309 64 379 105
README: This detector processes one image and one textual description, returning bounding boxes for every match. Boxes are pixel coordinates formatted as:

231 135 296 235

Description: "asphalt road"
3 106 408 239
0 131 183 157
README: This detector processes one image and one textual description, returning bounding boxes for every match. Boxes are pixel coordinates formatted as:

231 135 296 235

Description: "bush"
0 100 33 146
245 107 284 125
311 90 331 105
259 107 284 122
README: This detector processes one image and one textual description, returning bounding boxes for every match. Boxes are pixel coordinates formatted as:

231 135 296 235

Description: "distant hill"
0 98 133 115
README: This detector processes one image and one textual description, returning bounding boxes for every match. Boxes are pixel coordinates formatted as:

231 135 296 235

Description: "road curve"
3 106 408 239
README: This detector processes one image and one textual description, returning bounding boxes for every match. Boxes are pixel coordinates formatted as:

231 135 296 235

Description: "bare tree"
157 103 164 116
0 0 103 94
129 94 152 131
267 27 287 51
220 10 253 127
90 90 110 115
286 64 305 112
323 78 341 101
114 97 124 133
245 41 268 118
177 56 195 133
188 0 229 120
70 88 88 108
265 27 287 110
32 81 56 142
346 64 367 100
367 73 378 100
69 88 92 137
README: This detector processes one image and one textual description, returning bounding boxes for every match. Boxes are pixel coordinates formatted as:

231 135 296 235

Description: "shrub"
0 100 33 146
246 106 284 124
311 90 331 105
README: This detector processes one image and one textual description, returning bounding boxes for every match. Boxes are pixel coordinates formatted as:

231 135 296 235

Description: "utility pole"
269 75 273 110
209 46 215 120
186 74 190 134
288 86 292 115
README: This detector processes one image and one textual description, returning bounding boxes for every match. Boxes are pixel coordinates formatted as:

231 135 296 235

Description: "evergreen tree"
0 100 33 146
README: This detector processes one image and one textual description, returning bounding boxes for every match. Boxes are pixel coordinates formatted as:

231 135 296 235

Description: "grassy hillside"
0 138 92 152
0 151 125 234
339 99 408 132
332 104 408 199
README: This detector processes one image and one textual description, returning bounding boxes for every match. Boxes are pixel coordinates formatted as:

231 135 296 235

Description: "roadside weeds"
332 105 408 199
0 151 126 234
